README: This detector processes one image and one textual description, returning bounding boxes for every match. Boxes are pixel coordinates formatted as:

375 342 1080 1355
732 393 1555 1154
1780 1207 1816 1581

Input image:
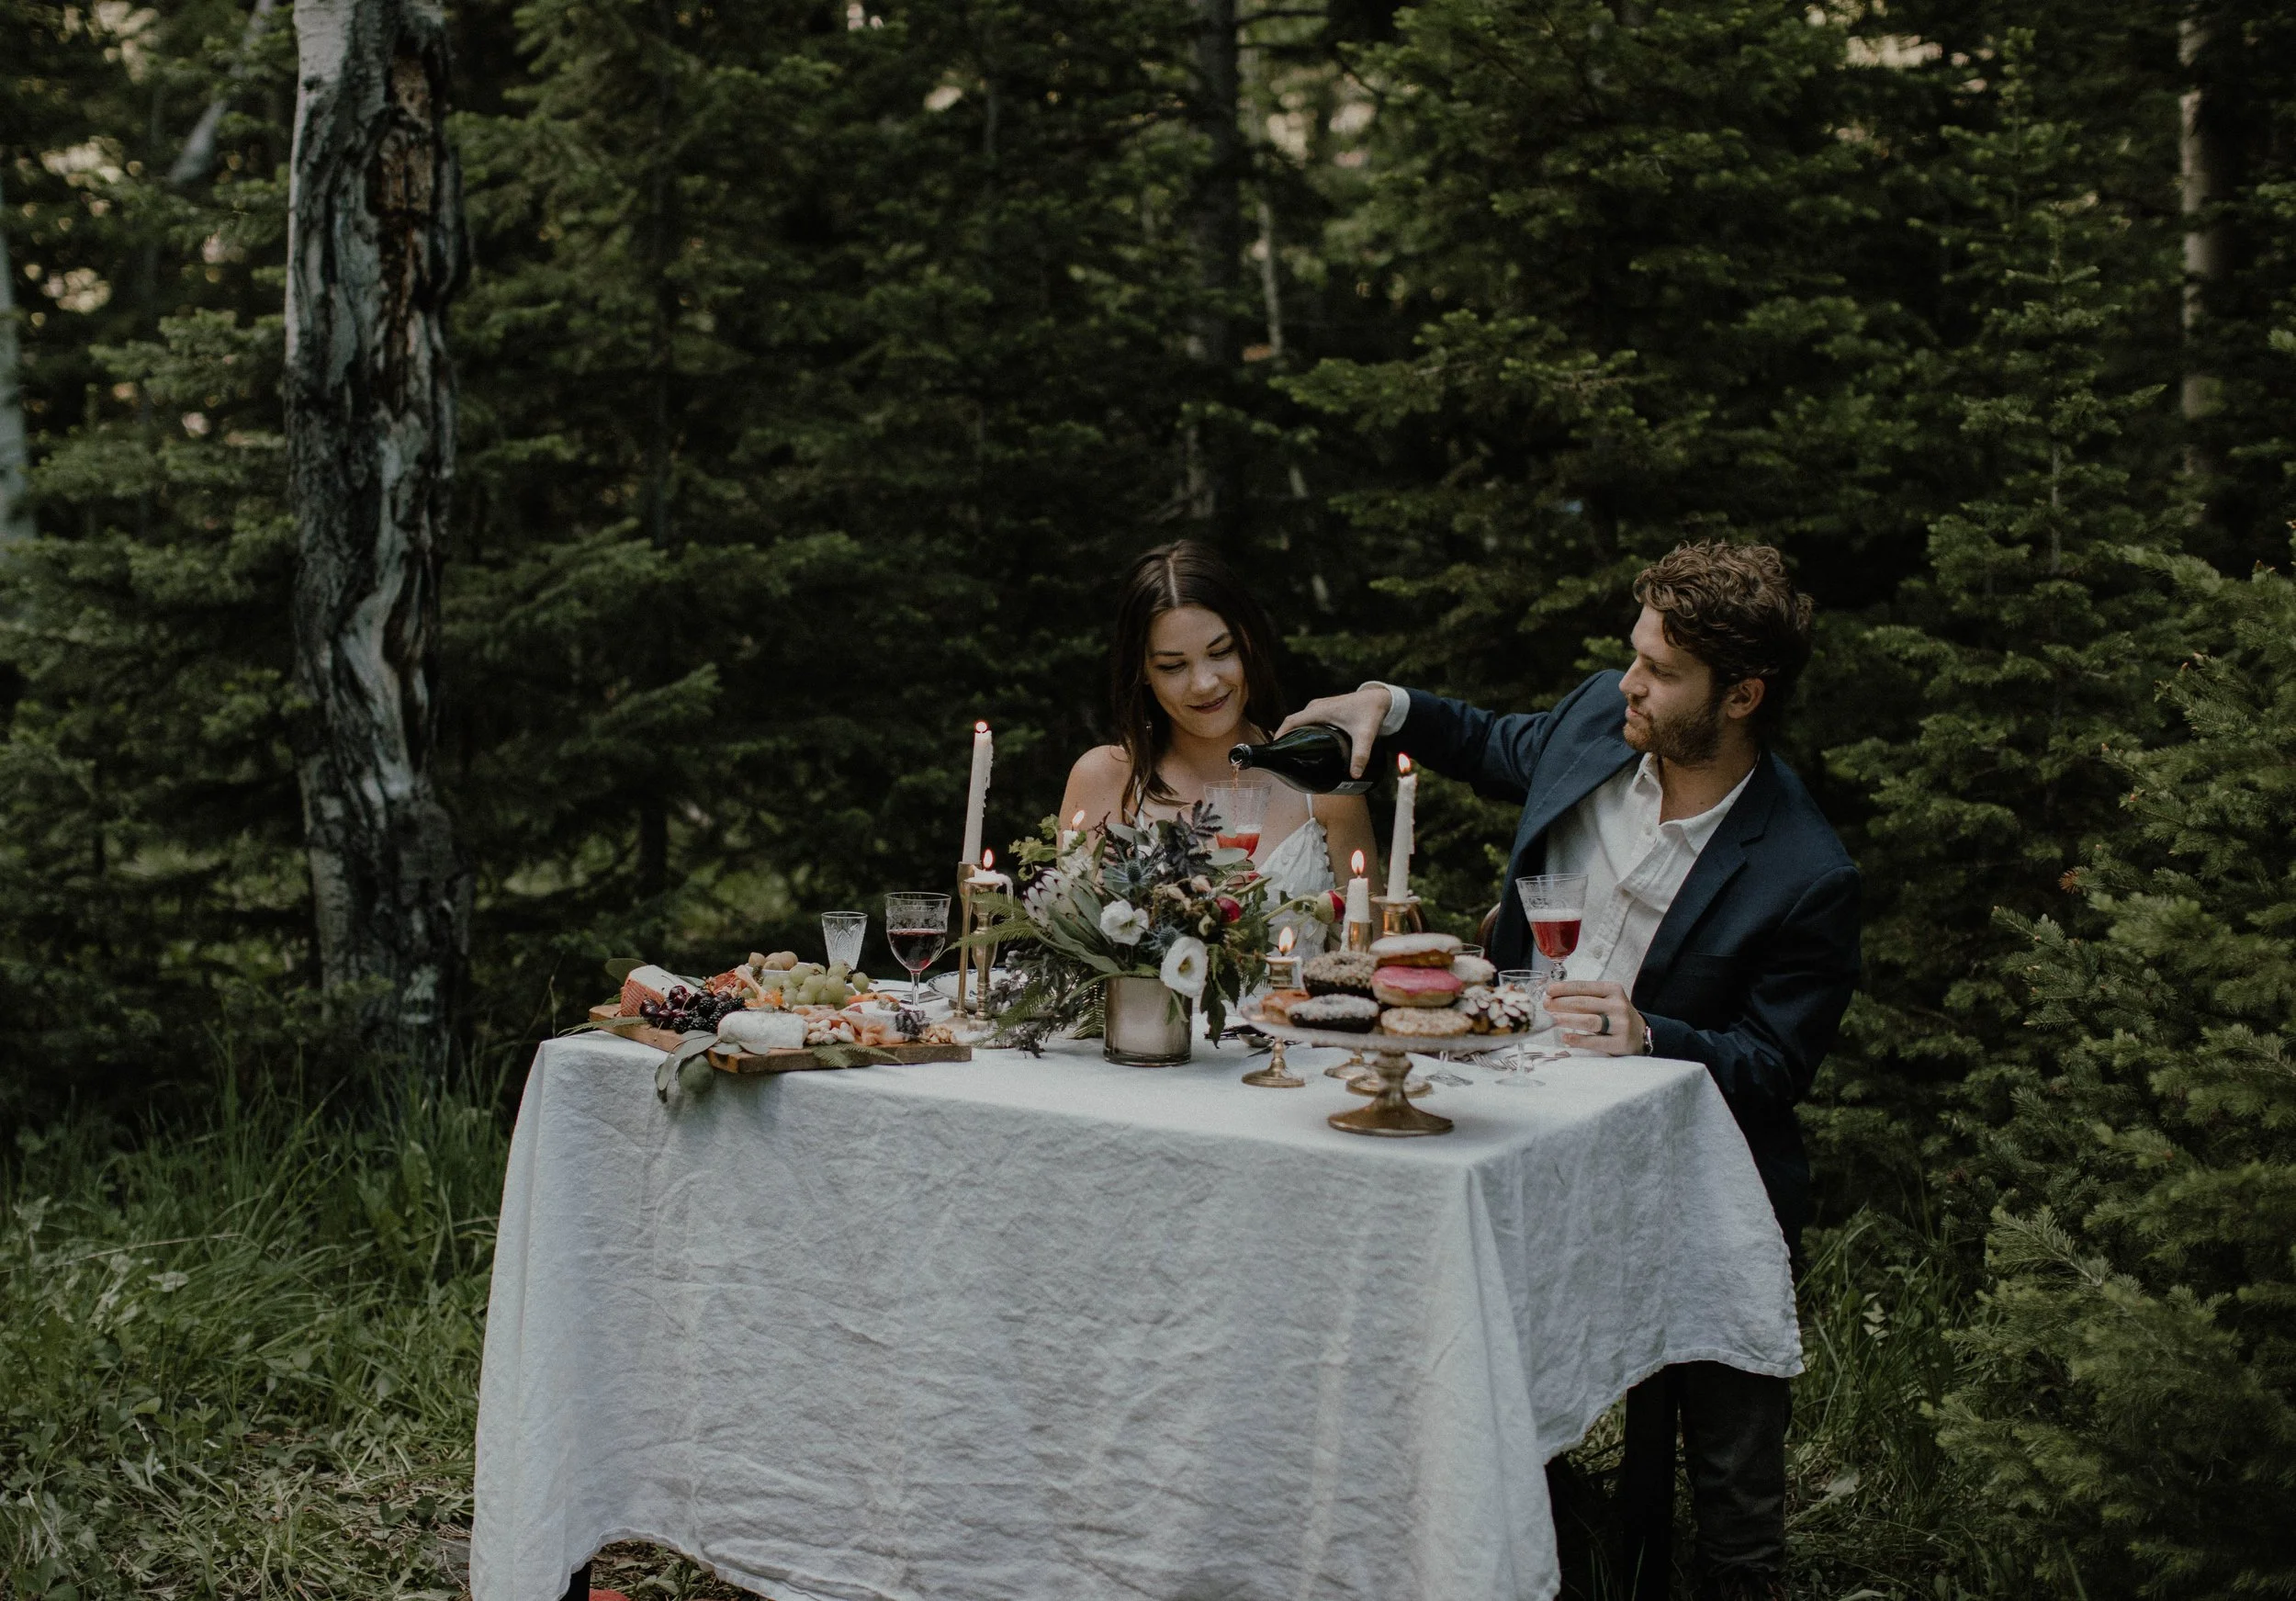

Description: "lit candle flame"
975 719 989 734
1277 926 1296 954
982 848 995 871
1398 752 1412 775
1071 808 1086 828
1350 849 1366 877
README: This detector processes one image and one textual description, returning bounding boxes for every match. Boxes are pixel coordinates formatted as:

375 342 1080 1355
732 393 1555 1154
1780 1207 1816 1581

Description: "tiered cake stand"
1244 1013 1529 1137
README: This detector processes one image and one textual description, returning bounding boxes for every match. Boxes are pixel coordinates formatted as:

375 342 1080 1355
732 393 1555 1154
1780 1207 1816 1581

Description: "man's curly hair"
1632 542 1814 738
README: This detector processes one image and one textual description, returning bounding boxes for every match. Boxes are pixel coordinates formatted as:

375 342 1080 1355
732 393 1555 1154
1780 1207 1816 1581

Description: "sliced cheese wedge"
618 964 698 1015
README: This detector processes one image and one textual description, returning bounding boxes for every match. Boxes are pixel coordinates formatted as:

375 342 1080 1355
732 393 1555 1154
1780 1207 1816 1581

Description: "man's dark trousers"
1621 1362 1792 1601
1392 675 1857 1599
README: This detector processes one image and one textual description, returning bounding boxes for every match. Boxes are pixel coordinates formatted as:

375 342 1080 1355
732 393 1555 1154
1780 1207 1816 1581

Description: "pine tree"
444 0 1224 1041
1273 0 1951 945
1821 32 2193 1217
0 1 310 1111
1939 548 2296 1598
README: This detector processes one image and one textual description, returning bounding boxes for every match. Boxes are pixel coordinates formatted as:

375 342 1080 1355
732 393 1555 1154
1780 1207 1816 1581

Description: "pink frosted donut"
1371 964 1463 1008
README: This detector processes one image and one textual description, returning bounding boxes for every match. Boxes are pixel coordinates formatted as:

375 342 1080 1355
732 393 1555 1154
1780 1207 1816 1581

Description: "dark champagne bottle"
1228 724 1376 795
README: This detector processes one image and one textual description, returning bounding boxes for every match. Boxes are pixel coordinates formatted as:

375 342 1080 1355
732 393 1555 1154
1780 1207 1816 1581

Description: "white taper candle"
1345 849 1373 931
960 721 993 867
1386 754 1416 901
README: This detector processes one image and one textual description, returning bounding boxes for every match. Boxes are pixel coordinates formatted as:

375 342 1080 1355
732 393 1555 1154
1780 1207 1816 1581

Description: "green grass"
3 1068 2020 1600
1 1071 503 1598
1785 1214 2017 1599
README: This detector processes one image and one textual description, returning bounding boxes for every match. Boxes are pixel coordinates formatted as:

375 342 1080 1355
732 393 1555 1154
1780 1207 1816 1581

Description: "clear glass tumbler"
822 911 867 971
1492 967 1546 1086
1202 780 1271 860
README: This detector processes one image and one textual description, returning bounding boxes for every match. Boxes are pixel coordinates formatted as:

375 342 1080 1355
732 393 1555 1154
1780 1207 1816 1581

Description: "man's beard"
1623 692 1726 764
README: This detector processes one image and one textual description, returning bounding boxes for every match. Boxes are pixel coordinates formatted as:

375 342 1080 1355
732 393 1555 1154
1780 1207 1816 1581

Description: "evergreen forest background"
5 0 2296 1595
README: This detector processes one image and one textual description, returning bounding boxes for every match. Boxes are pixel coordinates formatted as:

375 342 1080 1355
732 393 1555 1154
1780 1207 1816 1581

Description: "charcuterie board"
586 1005 687 1051
586 1003 973 1071
706 1042 974 1073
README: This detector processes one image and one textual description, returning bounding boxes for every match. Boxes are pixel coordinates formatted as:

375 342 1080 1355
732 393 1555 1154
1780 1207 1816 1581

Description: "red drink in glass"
1204 780 1268 863
1530 917 1581 962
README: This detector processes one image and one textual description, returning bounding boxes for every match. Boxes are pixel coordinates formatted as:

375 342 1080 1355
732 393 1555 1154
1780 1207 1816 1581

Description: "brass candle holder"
1240 1035 1303 1088
1373 895 1425 938
954 863 993 1016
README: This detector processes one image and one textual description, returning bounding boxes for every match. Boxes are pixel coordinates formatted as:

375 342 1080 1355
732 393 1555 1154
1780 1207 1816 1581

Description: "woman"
1061 542 1377 927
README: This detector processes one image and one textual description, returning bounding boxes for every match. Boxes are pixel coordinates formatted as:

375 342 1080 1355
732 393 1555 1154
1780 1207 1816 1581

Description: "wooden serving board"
588 1003 973 1072
586 1005 689 1053
706 1043 974 1074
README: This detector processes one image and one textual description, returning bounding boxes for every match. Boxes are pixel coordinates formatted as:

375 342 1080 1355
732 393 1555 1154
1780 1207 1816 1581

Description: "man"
1278 541 1859 1601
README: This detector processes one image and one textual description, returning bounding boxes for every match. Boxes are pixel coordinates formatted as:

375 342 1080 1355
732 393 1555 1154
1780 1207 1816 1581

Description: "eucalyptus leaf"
601 956 649 983
810 1043 899 1068
558 1016 646 1037
653 1032 721 1104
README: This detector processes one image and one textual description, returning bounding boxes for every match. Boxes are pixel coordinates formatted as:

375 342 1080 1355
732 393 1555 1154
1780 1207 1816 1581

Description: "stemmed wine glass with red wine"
1505 873 1588 1082
1514 873 1586 972
884 893 951 1007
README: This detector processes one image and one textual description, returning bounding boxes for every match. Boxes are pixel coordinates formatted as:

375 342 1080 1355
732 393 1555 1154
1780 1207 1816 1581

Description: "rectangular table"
472 1032 1799 1601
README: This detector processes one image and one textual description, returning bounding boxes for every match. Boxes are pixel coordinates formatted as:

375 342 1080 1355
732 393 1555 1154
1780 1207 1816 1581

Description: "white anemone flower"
1160 935 1209 998
1100 898 1150 946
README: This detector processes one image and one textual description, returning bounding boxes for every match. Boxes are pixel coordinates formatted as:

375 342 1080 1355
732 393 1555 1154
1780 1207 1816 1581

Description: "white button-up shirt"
1374 682 1751 988
1541 754 1751 987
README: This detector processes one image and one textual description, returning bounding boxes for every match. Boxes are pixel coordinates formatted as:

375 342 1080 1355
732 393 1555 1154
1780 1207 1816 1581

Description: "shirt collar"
1635 753 1757 847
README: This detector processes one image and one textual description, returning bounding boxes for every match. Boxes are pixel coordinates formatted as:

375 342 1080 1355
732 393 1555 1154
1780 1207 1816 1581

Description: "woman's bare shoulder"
1068 744 1131 784
1063 745 1132 826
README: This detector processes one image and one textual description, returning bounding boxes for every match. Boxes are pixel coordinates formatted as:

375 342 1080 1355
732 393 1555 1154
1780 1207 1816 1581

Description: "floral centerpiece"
967 806 1280 1052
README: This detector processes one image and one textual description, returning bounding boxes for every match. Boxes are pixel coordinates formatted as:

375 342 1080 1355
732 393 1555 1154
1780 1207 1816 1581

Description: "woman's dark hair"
1110 541 1288 813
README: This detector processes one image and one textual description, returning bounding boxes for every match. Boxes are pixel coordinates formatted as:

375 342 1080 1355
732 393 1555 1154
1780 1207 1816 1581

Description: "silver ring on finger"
1596 1012 1612 1037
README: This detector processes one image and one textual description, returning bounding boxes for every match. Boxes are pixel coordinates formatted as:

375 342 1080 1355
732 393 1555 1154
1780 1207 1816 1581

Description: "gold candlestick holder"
1241 1036 1303 1088
954 864 991 1016
1373 895 1425 938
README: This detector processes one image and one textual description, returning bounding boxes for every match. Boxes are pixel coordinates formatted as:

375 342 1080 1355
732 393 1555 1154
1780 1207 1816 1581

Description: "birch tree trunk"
283 0 469 1062
168 0 280 190
2179 13 2227 434
1183 0 1241 524
0 174 31 544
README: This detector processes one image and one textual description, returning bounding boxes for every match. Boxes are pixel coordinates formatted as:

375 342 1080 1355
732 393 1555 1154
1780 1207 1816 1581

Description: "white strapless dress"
1260 817 1334 955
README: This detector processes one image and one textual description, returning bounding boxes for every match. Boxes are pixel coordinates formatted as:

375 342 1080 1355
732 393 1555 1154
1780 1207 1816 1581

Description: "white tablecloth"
472 1032 1799 1601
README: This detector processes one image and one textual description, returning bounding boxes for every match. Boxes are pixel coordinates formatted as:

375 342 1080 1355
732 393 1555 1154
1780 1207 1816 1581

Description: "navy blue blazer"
1397 671 1861 1241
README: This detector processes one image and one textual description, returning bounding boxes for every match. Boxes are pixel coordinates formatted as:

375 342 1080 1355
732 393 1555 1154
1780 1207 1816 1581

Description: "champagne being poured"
1228 725 1376 795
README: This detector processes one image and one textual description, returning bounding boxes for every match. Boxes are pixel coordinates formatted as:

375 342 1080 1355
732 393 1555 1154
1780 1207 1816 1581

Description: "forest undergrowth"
0 1059 1997 1601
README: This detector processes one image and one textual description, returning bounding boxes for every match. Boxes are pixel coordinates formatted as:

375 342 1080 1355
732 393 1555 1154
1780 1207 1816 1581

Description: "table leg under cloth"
475 1035 1800 1601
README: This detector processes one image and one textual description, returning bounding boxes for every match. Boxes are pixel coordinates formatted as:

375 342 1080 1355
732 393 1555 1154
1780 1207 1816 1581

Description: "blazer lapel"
1636 754 1783 986
1514 736 1638 858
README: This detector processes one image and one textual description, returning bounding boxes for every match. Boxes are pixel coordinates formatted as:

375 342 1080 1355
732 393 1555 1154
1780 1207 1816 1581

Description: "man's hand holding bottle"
1271 685 1393 780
